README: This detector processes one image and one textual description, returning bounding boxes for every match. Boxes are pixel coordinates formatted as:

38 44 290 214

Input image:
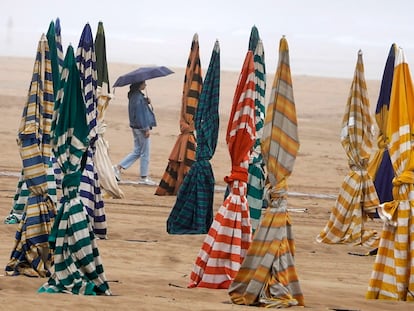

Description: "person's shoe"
137 176 157 186
113 165 121 181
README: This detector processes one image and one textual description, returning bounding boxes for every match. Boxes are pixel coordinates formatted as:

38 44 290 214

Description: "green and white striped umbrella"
39 45 111 295
247 25 266 232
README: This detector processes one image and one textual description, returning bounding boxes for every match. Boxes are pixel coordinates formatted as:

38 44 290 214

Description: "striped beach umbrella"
93 21 124 199
368 44 396 206
4 22 62 225
5 34 57 277
246 25 266 232
229 36 304 307
51 17 64 189
166 40 220 234
46 20 60 97
316 50 379 247
54 17 64 72
155 33 202 195
39 45 111 295
189 48 255 289
76 23 107 239
367 46 414 301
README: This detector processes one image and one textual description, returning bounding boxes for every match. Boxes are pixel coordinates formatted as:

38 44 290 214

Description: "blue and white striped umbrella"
76 23 107 239
55 17 64 73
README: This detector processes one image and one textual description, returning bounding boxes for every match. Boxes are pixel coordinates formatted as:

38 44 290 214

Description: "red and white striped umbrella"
188 49 256 289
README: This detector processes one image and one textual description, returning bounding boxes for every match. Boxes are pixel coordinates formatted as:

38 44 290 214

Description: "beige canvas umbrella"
93 21 125 199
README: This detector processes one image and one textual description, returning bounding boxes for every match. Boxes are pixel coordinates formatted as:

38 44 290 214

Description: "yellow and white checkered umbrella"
316 50 379 247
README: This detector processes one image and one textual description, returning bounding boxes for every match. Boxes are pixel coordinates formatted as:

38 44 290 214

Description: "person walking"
113 81 157 185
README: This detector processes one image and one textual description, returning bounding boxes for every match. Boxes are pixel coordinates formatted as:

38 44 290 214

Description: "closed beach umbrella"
39 45 111 295
189 48 255 289
316 50 379 247
4 22 61 225
5 34 57 277
54 17 64 72
93 21 125 199
246 25 266 232
46 20 60 97
52 17 64 188
367 46 414 301
155 33 202 195
76 23 107 239
368 44 396 205
166 40 220 234
229 36 304 307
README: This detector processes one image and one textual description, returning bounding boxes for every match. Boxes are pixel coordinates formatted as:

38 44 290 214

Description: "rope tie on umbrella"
180 122 194 134
376 132 389 149
224 166 248 184
349 158 368 172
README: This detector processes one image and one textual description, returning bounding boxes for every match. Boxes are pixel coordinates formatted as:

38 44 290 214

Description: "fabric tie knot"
393 171 414 187
62 171 82 190
224 166 248 184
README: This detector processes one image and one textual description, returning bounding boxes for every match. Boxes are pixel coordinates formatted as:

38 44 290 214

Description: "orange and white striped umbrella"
316 50 379 247
367 46 414 301
229 36 304 307
188 49 256 289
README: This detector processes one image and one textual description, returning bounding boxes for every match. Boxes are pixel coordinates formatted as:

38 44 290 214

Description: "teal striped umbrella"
167 40 220 234
5 34 57 277
76 23 107 239
46 20 60 97
247 25 266 232
39 45 111 295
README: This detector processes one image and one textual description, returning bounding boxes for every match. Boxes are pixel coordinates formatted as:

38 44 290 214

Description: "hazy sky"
1 0 413 79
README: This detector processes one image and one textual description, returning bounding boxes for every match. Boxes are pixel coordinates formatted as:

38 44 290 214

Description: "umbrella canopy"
46 20 60 97
4 22 62 225
246 26 266 232
155 33 202 195
39 45 111 295
189 48 256 289
367 44 396 205
229 36 304 307
166 40 220 234
316 50 380 247
93 21 125 199
54 17 64 73
76 23 107 239
5 34 57 277
113 65 174 87
367 46 414 301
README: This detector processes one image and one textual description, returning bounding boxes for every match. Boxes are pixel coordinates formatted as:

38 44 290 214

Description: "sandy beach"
0 55 411 311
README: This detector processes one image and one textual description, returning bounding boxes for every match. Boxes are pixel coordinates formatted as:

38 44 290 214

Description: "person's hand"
144 130 150 138
147 97 151 104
